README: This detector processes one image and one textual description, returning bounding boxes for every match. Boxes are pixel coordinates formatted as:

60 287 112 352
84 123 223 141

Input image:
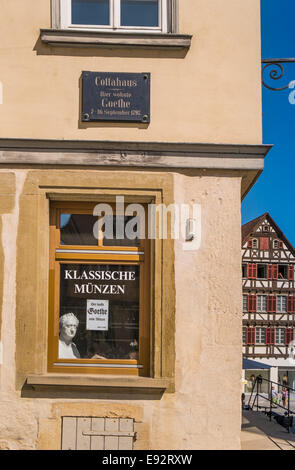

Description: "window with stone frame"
48 201 151 376
59 0 170 32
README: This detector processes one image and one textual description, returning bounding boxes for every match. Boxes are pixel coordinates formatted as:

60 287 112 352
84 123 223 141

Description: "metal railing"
247 375 295 428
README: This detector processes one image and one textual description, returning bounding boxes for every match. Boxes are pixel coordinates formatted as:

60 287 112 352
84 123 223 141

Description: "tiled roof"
242 213 268 244
242 212 295 256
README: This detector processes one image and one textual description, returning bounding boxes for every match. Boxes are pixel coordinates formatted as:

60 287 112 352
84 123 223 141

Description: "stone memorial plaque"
82 71 150 123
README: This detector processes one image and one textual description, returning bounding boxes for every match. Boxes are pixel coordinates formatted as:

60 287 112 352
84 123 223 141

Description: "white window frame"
242 327 247 345
243 294 248 312
273 239 279 249
276 295 287 313
60 0 168 33
255 327 266 344
252 238 258 249
257 295 267 313
275 328 285 345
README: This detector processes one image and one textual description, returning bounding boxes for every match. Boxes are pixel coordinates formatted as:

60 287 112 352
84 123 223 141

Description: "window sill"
40 29 192 50
26 374 172 393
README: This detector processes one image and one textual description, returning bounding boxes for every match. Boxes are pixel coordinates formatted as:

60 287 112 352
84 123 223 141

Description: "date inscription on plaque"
81 71 150 123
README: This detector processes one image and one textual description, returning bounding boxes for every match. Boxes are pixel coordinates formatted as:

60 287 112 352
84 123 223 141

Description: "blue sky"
241 0 295 245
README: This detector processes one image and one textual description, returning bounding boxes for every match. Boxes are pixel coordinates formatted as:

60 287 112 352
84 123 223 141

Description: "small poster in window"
86 299 109 331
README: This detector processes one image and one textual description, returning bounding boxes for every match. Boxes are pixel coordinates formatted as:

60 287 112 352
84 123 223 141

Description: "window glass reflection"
121 0 159 27
103 215 141 247
58 264 140 360
60 214 98 245
72 0 110 25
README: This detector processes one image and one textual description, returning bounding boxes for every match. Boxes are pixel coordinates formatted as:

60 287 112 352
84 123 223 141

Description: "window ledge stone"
26 374 171 392
40 29 192 50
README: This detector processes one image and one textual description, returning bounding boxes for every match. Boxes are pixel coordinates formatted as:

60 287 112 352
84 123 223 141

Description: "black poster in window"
58 264 140 360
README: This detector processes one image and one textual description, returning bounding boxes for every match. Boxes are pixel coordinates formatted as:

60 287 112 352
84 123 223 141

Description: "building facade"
242 213 295 392
0 0 269 450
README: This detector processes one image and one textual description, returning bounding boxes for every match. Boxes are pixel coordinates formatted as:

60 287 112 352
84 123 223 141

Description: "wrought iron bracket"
262 58 295 91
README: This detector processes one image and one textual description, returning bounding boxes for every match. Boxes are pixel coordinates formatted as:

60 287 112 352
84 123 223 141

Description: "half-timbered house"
242 213 295 390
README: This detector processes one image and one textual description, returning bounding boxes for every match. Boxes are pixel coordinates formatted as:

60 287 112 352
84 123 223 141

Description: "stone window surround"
11 167 175 394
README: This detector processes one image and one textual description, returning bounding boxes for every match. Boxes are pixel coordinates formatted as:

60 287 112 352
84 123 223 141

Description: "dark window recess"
242 264 247 278
278 264 288 280
60 214 98 246
72 0 110 26
103 215 141 247
257 264 267 279
121 0 159 27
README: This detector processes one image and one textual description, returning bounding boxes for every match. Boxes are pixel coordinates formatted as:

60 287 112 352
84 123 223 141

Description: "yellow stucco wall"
0 0 262 144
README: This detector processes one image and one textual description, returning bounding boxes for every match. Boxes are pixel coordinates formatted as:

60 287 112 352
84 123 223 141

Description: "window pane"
121 0 159 27
276 328 285 344
58 264 140 360
243 295 248 311
60 214 98 245
103 215 141 247
277 296 287 313
257 264 267 279
256 328 265 344
72 0 110 25
257 295 267 312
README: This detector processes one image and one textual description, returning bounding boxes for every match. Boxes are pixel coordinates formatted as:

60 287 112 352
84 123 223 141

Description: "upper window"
276 295 287 313
278 264 288 280
276 328 285 345
243 294 248 312
252 238 258 249
257 264 267 279
256 327 266 344
257 295 267 312
60 0 168 32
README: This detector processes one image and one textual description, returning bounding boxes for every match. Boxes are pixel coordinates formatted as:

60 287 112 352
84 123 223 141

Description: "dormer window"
273 239 283 249
252 238 258 249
